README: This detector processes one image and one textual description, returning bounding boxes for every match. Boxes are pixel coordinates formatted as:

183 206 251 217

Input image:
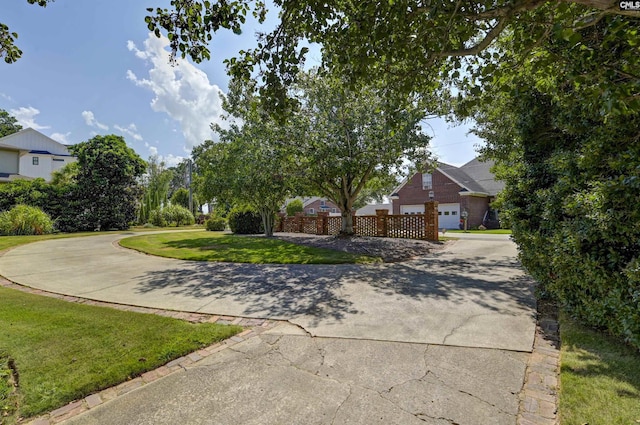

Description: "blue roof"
29 150 52 155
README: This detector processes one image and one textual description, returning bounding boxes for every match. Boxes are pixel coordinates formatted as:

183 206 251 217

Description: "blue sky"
1 0 483 167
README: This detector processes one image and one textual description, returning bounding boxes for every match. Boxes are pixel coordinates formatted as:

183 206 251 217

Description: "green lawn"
559 312 640 424
0 286 241 422
0 226 200 252
119 231 380 264
444 229 512 234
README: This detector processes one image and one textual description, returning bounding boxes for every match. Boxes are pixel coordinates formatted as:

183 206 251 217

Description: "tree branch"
437 18 509 58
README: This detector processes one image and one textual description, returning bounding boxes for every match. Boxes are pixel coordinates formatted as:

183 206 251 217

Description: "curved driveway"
0 232 535 351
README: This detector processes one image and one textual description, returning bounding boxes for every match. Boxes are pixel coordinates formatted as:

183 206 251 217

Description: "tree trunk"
260 208 275 237
340 209 354 235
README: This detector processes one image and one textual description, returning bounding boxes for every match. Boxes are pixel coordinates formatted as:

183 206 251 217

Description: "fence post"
424 201 439 241
317 212 329 235
375 209 389 237
295 212 305 233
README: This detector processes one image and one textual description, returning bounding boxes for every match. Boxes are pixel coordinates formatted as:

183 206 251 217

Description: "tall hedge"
477 85 640 350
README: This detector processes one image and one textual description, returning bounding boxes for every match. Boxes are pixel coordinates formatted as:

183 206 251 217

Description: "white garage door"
438 203 460 229
400 203 460 229
400 204 425 215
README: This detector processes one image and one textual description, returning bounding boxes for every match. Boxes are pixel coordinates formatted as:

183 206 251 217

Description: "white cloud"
144 142 184 167
50 132 72 144
114 123 143 141
127 34 225 151
0 93 13 102
9 106 50 130
81 110 109 130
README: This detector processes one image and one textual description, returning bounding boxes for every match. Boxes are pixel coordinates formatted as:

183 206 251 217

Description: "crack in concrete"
441 313 492 345
329 384 353 425
427 370 514 417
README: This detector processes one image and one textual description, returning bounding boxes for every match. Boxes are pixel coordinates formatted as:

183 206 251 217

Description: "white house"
0 128 76 183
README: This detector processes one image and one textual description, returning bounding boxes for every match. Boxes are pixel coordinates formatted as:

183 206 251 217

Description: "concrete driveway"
0 233 537 425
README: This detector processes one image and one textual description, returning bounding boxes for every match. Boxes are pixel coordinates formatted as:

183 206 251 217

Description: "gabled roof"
459 158 504 196
0 128 73 156
436 161 488 194
390 157 503 196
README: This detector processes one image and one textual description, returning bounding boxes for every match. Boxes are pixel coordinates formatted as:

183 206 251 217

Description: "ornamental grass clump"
0 204 54 236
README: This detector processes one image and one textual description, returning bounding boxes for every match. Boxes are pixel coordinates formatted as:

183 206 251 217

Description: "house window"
422 173 432 190
444 211 450 216
332 208 337 213
452 211 457 216
308 208 315 214
32 157 39 165
320 200 326 206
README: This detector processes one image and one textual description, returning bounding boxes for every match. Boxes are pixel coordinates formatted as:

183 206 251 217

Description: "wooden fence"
275 201 439 241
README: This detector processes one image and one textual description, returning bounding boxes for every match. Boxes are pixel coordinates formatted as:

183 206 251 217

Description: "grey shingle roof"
459 158 505 196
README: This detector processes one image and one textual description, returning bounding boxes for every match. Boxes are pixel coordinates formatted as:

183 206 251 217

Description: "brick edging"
517 300 561 425
0 277 278 425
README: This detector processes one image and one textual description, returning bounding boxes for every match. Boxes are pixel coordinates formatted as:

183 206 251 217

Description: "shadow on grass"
158 234 375 264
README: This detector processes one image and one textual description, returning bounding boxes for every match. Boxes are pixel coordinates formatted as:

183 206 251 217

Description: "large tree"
287 70 431 234
193 82 296 236
70 135 146 230
0 109 22 137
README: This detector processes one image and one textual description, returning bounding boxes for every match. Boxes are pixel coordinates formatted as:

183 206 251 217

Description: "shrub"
205 217 226 231
0 205 54 236
227 206 263 234
149 208 167 227
286 199 304 216
163 204 195 227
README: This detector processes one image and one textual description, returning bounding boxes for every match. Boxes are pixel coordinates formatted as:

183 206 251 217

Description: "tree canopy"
0 109 22 137
141 0 640 112
193 80 297 236
287 70 430 234
70 134 146 230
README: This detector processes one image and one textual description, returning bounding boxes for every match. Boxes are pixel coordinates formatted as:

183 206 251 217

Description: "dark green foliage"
227 206 263 235
205 217 226 231
70 135 146 231
473 16 640 349
286 199 304 216
0 204 53 235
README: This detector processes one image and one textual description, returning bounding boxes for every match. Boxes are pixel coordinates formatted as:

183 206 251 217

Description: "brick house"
283 197 342 216
391 158 504 229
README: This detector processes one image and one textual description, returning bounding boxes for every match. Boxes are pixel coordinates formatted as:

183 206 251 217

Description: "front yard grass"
0 226 200 253
0 286 241 422
559 312 640 424
120 231 381 264
445 229 512 234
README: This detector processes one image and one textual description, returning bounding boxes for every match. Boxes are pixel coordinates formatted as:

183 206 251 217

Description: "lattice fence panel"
327 217 342 235
355 216 377 237
303 217 318 234
282 218 298 233
387 215 425 239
